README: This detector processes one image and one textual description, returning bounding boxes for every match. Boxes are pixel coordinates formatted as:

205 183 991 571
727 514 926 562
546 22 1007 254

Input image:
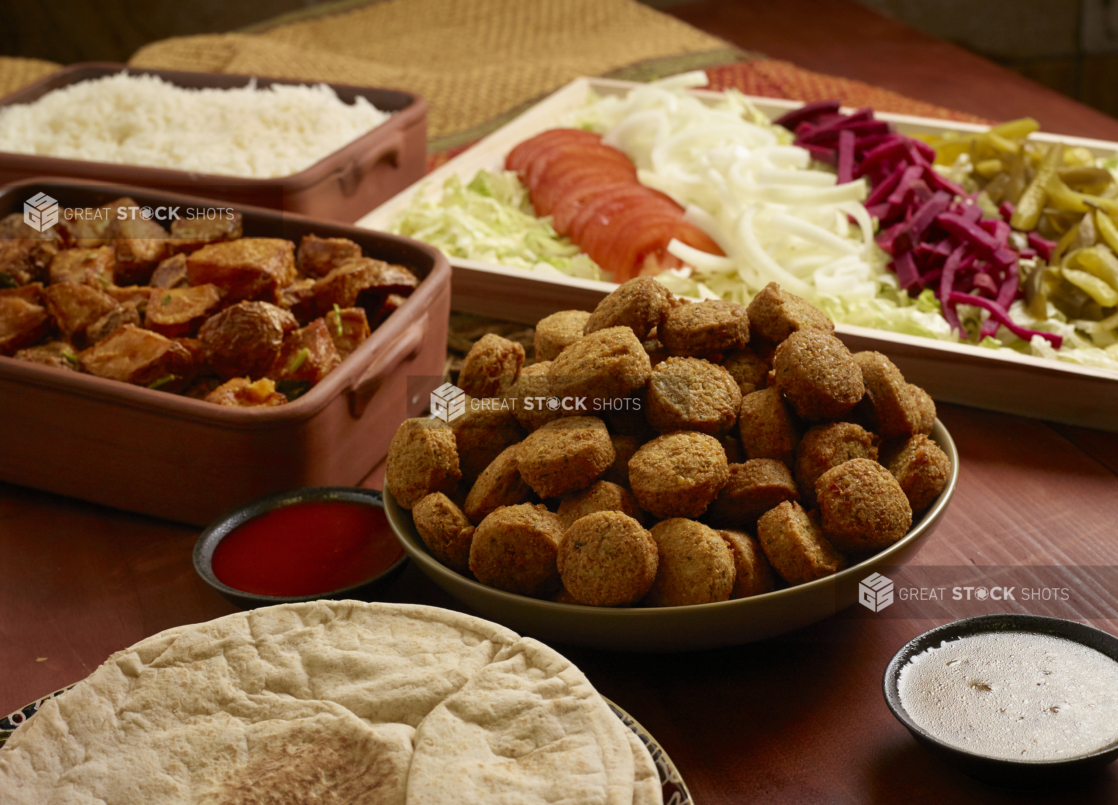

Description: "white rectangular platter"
360 77 1118 432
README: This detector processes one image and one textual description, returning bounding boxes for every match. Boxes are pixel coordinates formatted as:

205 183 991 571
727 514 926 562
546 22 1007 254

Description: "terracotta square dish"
0 179 450 525
0 63 427 223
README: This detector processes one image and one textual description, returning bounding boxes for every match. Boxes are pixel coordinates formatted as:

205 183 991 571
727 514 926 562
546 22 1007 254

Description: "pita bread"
0 602 662 805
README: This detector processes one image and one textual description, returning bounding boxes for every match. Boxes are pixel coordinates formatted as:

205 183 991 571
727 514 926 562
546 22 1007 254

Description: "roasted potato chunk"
0 289 51 356
296 233 362 277
197 301 298 380
150 253 190 289
13 341 81 371
186 238 297 304
79 324 193 391
268 318 341 385
106 215 170 286
293 257 418 320
41 282 119 346
204 377 287 407
169 212 244 253
145 284 223 338
48 246 115 287
0 216 59 286
323 306 371 359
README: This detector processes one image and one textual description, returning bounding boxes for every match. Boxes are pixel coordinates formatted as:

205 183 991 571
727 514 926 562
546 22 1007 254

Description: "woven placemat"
0 57 62 99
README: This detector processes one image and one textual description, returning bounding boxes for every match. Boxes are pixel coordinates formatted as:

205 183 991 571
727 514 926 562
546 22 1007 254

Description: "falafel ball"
548 326 651 408
464 444 535 523
647 357 742 436
816 458 912 553
469 503 563 597
628 431 729 519
719 529 777 598
558 511 659 606
584 277 676 340
772 329 864 421
385 418 461 509
458 333 525 398
557 480 643 529
659 299 750 356
601 433 642 489
746 282 833 344
852 351 921 438
509 361 563 431
909 383 937 436
738 386 800 465
413 492 475 573
516 416 616 499
757 501 846 585
535 310 590 361
644 518 736 606
887 434 951 514
721 347 769 396
704 459 800 529
794 421 879 507
449 396 527 481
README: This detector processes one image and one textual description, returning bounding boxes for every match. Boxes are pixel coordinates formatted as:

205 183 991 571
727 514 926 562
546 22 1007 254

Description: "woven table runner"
0 0 990 170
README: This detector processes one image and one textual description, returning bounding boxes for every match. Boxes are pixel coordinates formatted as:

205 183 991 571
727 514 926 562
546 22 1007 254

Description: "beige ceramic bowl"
384 420 958 652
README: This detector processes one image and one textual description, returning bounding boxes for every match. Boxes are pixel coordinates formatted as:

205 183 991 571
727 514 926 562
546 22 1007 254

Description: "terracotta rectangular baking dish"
0 179 450 525
0 63 427 223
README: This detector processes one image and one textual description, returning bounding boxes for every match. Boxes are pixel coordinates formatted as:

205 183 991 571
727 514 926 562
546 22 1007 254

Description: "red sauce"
211 500 402 597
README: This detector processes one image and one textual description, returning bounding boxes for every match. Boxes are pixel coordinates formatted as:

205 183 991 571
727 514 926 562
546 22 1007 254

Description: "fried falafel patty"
601 433 642 489
816 458 912 553
852 351 921 438
558 511 658 606
516 416 616 499
464 444 534 523
704 459 800 528
647 357 742 436
746 281 834 343
794 421 879 507
719 529 777 599
449 395 526 481
721 347 769 396
756 501 846 585
469 503 563 597
738 387 800 465
628 431 729 519
458 332 525 398
534 310 590 361
385 417 462 509
584 277 675 340
509 360 563 431
557 480 643 529
909 383 937 436
548 326 651 407
772 329 864 421
645 518 736 606
660 299 750 356
887 434 951 514
413 492 475 573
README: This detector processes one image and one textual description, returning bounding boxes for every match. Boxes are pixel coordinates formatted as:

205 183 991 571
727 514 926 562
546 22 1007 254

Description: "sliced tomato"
569 185 680 245
606 216 723 282
533 164 637 219
505 129 601 174
550 178 638 233
526 145 636 196
579 194 686 266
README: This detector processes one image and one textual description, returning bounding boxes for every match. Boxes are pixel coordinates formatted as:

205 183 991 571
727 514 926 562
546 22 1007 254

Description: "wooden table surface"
4 2 1118 803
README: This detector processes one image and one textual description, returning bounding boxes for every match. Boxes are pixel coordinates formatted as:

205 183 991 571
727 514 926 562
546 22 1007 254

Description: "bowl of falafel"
383 278 958 652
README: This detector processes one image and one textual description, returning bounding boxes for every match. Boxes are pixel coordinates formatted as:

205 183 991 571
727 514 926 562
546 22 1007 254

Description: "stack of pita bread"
0 602 662 804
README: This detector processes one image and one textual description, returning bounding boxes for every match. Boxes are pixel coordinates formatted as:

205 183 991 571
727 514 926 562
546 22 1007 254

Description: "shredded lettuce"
390 171 602 280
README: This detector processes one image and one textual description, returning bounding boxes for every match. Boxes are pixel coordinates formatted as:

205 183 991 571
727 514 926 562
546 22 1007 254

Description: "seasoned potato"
269 318 342 385
296 233 362 277
40 282 118 346
294 258 418 321
0 290 51 356
48 246 114 286
78 324 194 391
186 237 297 304
144 285 223 338
106 215 170 286
197 301 299 380
169 212 244 254
323 306 371 360
204 377 287 407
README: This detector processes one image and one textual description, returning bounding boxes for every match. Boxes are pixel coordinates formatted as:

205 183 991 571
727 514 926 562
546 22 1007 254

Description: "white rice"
0 72 393 179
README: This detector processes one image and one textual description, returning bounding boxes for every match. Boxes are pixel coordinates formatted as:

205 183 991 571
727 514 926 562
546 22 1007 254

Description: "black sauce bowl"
193 486 408 609
883 614 1118 789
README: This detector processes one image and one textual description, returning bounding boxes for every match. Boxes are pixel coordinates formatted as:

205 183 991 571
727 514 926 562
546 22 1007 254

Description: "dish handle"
338 130 404 197
347 312 427 417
